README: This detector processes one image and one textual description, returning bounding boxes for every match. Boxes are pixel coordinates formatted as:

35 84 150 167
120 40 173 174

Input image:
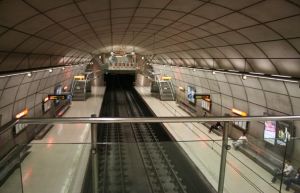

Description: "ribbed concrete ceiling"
0 0 300 76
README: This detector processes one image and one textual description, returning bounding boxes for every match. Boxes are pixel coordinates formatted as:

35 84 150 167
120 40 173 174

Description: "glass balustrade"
0 117 299 193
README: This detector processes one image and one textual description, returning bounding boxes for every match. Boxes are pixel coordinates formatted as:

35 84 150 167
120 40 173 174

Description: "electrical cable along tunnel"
88 74 215 193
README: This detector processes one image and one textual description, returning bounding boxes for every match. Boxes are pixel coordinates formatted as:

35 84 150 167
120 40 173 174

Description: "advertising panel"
264 121 276 145
276 121 291 146
187 86 196 104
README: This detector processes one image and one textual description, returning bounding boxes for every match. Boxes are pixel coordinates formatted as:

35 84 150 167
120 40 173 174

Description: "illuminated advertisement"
276 121 291 146
54 85 62 105
264 121 276 145
187 86 196 104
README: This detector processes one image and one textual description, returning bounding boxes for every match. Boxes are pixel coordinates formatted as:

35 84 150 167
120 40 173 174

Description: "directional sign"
48 95 68 100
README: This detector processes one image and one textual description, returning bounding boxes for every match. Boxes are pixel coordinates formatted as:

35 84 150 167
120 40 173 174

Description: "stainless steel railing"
18 115 300 124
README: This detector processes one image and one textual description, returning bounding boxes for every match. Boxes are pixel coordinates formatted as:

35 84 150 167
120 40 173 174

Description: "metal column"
218 122 229 193
91 114 98 193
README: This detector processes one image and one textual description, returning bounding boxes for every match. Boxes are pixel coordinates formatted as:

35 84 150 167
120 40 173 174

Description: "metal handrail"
18 115 300 124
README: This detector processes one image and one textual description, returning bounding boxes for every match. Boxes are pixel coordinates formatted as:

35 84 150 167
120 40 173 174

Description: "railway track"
96 74 215 193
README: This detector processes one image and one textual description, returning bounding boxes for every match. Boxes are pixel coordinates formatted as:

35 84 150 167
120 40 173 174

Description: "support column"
218 122 229 193
91 114 98 193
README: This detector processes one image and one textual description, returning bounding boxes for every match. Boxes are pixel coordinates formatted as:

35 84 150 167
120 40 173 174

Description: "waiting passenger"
272 160 294 183
232 132 248 150
284 168 300 191
209 122 222 133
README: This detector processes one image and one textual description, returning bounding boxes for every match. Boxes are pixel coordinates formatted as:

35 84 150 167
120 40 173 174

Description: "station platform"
0 87 105 193
135 86 290 193
0 86 292 193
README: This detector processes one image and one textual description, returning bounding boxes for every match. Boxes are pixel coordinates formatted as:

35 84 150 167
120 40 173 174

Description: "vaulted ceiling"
0 0 300 76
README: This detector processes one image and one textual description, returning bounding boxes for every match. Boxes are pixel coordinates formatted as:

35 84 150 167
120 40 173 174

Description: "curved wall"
153 64 300 161
0 65 85 126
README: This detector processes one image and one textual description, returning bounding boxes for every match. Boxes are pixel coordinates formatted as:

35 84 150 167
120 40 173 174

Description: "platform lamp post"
218 122 230 193
91 114 98 193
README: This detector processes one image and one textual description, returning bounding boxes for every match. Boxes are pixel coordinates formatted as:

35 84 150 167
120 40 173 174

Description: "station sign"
162 76 172 80
74 75 85 80
195 94 211 100
48 95 68 100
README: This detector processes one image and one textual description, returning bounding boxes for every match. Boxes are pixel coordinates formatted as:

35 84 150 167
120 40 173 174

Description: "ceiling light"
131 51 135 55
271 74 291 78
110 51 114 55
62 67 65 70
49 69 53 73
242 75 247 80
212 71 216 75
142 56 144 60
193 69 196 72
27 72 32 77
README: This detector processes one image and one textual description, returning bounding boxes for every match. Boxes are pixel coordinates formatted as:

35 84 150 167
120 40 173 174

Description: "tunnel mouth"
104 73 136 87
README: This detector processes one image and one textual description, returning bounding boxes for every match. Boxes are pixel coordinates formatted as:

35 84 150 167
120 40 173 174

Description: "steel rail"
19 115 300 124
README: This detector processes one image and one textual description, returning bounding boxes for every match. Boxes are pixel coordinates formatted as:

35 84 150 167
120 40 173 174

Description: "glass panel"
19 143 91 193
2 119 298 193
0 123 24 193
283 137 300 193
97 141 217 193
224 137 282 193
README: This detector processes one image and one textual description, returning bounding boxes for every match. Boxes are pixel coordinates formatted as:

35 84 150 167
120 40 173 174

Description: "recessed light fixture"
27 72 32 77
62 67 65 70
142 56 144 60
49 69 53 73
212 71 216 75
242 75 247 80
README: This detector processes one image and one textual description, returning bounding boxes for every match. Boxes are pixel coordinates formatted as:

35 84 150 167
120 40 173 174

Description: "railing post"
218 122 229 193
91 114 98 193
